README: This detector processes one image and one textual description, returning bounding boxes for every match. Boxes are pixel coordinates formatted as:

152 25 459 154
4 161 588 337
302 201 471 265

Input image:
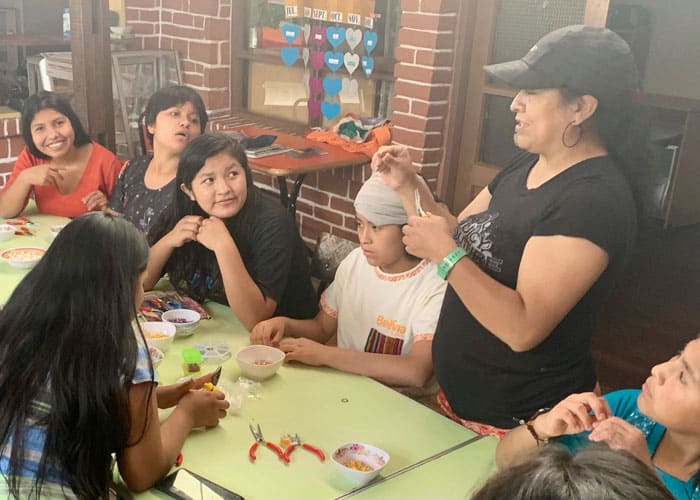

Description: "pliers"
249 424 289 463
283 433 325 462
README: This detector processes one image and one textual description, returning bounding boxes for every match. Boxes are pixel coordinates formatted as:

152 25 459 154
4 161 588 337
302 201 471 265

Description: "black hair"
0 212 152 498
471 444 674 500
560 87 650 221
21 92 91 160
143 85 208 143
148 133 258 303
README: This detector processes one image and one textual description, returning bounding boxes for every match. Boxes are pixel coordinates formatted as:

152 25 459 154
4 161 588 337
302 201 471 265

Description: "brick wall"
0 118 23 187
125 0 231 114
123 0 460 246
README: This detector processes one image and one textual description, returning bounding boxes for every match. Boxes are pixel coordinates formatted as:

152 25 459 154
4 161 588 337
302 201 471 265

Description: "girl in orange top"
0 92 122 218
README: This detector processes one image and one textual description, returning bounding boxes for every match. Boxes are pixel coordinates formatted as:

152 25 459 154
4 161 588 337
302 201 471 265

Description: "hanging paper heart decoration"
324 51 343 72
281 24 301 44
343 52 360 75
308 97 322 118
303 23 311 44
322 76 342 97
342 77 359 99
280 47 299 66
326 26 346 49
309 77 323 96
310 51 325 70
364 31 378 55
361 56 374 77
321 100 341 120
345 28 362 51
310 26 326 46
302 47 310 67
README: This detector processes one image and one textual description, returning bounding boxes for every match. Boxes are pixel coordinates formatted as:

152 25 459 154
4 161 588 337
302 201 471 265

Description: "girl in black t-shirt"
146 133 317 330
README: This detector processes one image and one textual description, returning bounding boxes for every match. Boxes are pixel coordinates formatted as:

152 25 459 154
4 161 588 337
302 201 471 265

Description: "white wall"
617 0 700 100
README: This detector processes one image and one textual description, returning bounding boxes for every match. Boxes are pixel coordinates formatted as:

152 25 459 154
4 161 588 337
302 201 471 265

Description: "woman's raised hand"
532 392 612 440
20 164 65 187
371 145 419 192
402 214 456 263
166 215 203 248
250 317 286 346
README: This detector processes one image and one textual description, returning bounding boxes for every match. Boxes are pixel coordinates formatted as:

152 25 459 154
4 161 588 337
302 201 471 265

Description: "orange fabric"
437 390 509 439
4 143 122 218
305 124 392 157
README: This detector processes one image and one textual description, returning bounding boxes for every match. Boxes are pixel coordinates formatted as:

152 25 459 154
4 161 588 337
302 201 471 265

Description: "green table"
0 208 497 499
130 301 494 500
0 210 69 304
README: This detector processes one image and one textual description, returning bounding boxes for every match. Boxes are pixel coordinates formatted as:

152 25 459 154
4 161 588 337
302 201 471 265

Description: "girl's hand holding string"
531 392 611 441
83 190 108 211
589 417 652 467
250 317 286 346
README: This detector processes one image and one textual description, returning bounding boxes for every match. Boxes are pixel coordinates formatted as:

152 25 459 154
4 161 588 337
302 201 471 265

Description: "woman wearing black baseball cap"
372 26 644 436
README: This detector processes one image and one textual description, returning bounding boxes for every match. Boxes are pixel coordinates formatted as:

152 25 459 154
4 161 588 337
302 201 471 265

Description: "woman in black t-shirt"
146 133 317 330
372 26 645 433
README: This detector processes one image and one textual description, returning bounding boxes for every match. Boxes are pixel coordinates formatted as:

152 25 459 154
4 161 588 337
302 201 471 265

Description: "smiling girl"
146 133 317 330
0 92 122 218
496 337 700 500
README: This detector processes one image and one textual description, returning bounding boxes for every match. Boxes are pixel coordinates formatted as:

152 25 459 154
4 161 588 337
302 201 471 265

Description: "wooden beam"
584 0 610 26
70 0 115 151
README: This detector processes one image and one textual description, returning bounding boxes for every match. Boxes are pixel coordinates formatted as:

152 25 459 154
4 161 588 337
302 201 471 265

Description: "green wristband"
437 246 467 280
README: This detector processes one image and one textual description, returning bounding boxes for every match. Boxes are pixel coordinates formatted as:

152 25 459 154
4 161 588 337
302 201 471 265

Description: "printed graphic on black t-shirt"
455 212 503 273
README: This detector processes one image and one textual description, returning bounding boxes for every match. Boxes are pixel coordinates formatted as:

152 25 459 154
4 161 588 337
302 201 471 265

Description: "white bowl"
148 346 164 368
332 442 389 487
0 224 14 242
162 308 201 337
236 345 285 380
140 321 176 352
50 224 66 239
0 246 46 269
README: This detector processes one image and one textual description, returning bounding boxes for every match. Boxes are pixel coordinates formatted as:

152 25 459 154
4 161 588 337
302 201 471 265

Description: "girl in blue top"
496 337 700 500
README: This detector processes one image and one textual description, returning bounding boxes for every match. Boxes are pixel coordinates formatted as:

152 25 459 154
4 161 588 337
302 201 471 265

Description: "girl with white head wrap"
353 173 408 227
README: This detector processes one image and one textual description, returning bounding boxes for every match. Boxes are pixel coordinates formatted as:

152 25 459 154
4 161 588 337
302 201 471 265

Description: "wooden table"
218 125 370 217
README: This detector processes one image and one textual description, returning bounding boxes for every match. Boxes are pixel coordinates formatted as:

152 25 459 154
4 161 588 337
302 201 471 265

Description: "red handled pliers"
249 424 289 463
283 433 325 462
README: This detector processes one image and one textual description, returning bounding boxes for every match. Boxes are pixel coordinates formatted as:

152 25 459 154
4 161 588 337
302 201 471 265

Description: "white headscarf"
353 173 408 226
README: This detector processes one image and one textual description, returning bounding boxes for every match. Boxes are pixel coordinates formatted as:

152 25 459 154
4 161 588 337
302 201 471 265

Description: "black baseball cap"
484 25 640 109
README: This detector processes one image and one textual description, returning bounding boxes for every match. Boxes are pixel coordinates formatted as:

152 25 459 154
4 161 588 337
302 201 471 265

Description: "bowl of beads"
162 308 201 337
0 224 14 242
332 442 389 487
236 345 285 380
140 321 177 352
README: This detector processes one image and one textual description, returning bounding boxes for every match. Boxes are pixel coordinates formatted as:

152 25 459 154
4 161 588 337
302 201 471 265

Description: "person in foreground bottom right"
496 337 700 500
472 444 673 500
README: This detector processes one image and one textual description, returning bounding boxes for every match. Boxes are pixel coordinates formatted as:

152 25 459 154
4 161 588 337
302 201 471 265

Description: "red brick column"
125 0 231 114
391 0 459 188
0 117 24 188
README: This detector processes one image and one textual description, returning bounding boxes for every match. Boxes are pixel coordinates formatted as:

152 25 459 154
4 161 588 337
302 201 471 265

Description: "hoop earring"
562 121 582 148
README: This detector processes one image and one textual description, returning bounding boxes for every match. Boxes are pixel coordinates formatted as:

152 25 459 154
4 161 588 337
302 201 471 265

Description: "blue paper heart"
322 76 342 97
324 51 343 73
281 23 301 44
321 100 341 120
361 56 374 77
364 31 378 55
280 47 299 66
326 26 346 49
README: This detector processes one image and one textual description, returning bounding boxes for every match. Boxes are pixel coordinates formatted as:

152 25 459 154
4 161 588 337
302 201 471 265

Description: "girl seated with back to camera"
0 91 122 218
146 133 318 330
108 85 207 233
0 213 228 498
250 173 447 389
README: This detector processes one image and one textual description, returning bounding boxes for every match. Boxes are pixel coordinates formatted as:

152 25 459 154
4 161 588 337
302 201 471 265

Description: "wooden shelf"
0 34 71 47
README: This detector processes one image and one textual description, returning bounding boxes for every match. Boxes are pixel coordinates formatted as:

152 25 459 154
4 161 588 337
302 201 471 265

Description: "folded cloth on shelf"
306 118 391 157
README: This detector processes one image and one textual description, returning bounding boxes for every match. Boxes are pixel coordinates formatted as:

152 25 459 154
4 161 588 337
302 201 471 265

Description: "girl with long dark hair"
146 133 317 330
0 213 228 498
